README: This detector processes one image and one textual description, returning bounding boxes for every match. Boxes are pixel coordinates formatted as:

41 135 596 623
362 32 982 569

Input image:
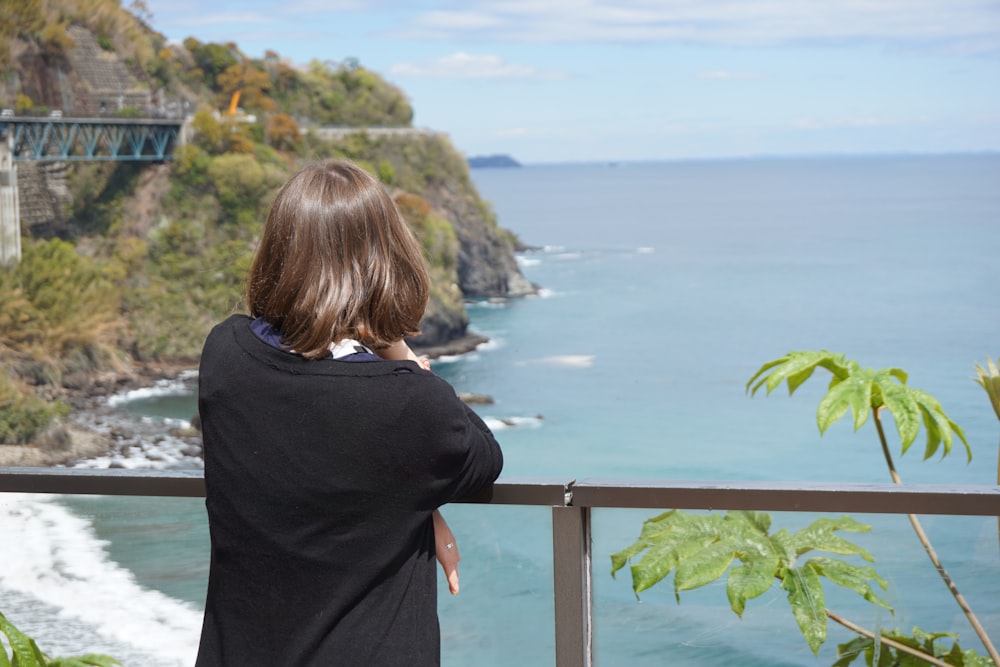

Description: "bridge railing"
0 117 181 162
0 467 998 666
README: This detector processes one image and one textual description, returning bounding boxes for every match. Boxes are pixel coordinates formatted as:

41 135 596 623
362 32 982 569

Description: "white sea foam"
105 372 197 408
465 298 508 309
433 336 502 364
483 415 544 431
475 337 505 352
432 353 476 364
529 287 557 299
0 494 201 666
636 246 656 254
516 355 595 369
551 252 582 261
516 255 541 267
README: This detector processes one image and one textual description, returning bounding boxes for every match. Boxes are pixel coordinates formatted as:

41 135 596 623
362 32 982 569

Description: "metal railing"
1 467 998 667
0 117 181 162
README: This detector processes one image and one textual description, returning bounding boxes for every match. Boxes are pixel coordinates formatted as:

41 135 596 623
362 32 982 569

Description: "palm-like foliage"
611 510 890 655
745 350 996 665
834 627 992 667
973 357 1000 422
746 350 969 461
0 611 119 667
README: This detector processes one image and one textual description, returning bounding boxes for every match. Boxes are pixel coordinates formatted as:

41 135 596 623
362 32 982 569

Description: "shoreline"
0 333 491 468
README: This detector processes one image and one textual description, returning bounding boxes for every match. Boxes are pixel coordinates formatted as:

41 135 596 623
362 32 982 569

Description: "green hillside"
0 0 531 445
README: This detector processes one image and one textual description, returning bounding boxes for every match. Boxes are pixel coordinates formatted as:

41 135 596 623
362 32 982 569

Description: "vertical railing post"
552 504 593 667
0 125 20 266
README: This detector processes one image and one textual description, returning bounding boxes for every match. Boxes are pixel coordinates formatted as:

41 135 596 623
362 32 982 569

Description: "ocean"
1 154 998 665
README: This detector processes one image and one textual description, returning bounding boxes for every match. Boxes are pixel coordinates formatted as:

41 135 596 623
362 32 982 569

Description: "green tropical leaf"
611 510 676 576
839 627 994 667
888 367 908 384
909 388 971 461
786 516 874 563
726 539 780 617
974 356 1000 421
817 373 872 434
674 541 735 593
832 636 870 667
786 365 818 395
614 509 897 656
0 612 44 667
736 510 772 534
746 357 788 395
629 540 684 594
879 382 921 452
804 556 891 611
625 511 725 594
48 657 121 667
746 350 850 397
769 528 798 565
747 350 970 462
782 564 826 655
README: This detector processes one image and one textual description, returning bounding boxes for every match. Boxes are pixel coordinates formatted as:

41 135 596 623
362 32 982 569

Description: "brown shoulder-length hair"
246 160 429 359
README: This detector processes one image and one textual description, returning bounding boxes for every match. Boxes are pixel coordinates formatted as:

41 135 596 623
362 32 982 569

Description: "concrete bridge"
0 115 182 265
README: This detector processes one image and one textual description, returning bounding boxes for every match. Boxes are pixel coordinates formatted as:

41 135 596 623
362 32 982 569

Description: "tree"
266 113 300 151
217 61 276 114
614 351 997 666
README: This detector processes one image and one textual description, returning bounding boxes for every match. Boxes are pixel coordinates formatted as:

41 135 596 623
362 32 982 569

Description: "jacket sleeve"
408 375 504 508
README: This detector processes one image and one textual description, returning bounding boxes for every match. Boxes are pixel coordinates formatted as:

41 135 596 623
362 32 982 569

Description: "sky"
140 0 1000 163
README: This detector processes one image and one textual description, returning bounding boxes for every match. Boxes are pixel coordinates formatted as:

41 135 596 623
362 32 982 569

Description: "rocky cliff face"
6 25 151 116
438 186 535 298
8 25 533 356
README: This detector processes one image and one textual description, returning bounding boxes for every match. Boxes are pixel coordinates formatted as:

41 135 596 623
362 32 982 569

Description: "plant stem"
873 407 1000 665
826 609 951 667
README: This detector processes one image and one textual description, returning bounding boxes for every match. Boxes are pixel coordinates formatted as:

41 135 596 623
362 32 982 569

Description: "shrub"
207 153 267 226
0 369 68 444
0 238 123 377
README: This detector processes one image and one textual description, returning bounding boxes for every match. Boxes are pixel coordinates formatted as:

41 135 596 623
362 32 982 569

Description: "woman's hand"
433 509 460 595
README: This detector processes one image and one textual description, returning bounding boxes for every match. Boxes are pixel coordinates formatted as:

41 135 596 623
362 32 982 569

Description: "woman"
195 160 503 666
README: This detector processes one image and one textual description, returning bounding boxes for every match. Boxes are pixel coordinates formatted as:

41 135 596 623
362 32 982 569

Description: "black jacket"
195 315 503 666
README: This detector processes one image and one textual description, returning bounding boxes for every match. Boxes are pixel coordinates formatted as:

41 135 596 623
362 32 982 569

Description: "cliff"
2 21 532 343
0 7 533 444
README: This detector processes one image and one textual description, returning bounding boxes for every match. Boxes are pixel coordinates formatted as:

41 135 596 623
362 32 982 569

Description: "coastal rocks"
0 425 112 467
458 392 494 405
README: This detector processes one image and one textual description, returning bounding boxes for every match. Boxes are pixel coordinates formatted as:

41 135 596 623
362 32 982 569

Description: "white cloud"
390 52 566 79
389 0 1000 52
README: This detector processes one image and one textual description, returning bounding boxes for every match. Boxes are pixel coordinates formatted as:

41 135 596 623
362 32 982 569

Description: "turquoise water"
3 154 998 665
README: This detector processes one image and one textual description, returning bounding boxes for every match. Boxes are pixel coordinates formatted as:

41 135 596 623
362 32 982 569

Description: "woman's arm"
380 342 459 592
433 509 460 595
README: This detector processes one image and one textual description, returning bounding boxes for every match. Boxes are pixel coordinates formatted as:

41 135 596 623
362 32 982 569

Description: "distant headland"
467 154 522 168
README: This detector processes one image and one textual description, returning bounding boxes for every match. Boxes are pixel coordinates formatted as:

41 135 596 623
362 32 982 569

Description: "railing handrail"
1 466 997 515
2 466 998 667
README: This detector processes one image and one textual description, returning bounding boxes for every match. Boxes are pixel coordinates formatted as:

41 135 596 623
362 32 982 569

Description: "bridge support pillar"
0 131 20 266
